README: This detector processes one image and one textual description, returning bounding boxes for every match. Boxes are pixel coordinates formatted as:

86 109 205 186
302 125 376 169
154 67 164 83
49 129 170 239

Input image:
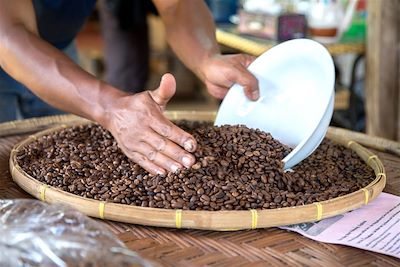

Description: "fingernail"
252 90 259 100
182 156 193 167
156 169 166 176
171 164 180 173
184 141 194 152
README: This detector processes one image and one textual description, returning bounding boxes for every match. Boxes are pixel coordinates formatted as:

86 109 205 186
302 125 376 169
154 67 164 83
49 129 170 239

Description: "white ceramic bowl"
214 39 335 169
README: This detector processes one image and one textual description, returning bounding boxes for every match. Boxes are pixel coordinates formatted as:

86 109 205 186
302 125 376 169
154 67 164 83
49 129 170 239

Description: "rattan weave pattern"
113 226 399 267
0 115 399 266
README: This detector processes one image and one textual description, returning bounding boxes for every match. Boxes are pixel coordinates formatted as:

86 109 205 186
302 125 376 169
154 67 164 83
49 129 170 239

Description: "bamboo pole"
366 0 400 141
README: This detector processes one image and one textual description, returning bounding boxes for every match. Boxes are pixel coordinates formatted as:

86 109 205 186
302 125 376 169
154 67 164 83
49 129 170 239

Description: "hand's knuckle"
137 91 149 101
155 138 166 151
137 157 148 166
124 140 141 152
147 150 157 161
134 111 147 123
223 71 235 82
130 152 147 164
158 123 172 137
243 78 256 88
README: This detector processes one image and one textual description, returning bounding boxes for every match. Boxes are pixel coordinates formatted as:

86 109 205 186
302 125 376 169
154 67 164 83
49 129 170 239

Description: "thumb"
150 73 176 108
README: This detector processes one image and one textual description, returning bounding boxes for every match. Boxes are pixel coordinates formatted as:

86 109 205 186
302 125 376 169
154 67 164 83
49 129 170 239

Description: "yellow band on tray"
361 188 369 205
377 172 386 179
367 155 378 165
99 202 105 219
250 209 258 229
11 165 17 181
315 203 323 221
347 140 356 148
39 184 49 201
175 209 182 228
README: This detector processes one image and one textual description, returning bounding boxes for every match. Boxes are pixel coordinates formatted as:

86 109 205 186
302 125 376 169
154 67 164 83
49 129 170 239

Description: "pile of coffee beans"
16 121 375 210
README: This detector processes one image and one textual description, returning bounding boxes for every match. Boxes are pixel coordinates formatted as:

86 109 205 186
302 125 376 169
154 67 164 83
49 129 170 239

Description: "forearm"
154 0 220 81
0 24 126 124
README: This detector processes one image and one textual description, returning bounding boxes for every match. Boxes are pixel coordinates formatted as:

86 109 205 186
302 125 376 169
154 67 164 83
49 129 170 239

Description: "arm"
0 0 123 127
0 0 196 175
153 0 259 100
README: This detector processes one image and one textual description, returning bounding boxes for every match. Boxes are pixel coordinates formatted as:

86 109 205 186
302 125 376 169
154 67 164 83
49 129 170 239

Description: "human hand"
102 74 197 175
198 54 259 101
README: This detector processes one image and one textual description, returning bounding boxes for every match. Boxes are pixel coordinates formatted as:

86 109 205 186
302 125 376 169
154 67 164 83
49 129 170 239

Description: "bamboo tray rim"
9 115 386 231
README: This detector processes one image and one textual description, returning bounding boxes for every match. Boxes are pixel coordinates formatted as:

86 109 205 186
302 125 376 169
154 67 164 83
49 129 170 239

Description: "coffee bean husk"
16 121 375 210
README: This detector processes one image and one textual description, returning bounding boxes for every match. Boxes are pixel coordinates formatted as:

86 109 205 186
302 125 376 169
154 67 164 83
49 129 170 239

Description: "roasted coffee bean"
197 188 205 195
17 121 375 211
274 195 282 204
192 162 201 170
200 194 210 203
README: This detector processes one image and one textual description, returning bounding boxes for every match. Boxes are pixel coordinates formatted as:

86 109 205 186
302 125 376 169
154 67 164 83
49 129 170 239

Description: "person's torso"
32 0 97 49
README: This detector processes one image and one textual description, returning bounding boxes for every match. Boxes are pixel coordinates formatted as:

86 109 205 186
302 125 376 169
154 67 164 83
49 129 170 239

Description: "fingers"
209 64 259 101
120 109 196 174
204 54 259 101
133 141 183 174
234 55 259 100
106 84 198 176
229 64 259 101
150 118 197 153
145 132 195 168
149 73 176 109
121 128 196 175
148 73 195 150
122 149 166 176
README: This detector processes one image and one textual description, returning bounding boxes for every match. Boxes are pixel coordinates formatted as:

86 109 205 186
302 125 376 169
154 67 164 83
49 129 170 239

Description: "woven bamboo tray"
9 111 386 231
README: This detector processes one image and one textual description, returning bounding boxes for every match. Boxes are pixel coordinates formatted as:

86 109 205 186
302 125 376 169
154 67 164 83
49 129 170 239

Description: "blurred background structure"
75 0 399 141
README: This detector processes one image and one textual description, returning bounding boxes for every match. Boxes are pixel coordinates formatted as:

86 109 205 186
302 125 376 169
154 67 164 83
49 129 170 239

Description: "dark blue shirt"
32 0 97 49
0 0 96 82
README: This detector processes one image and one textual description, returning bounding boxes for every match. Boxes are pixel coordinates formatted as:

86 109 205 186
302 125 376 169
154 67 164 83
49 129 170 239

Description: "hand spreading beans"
17 121 374 210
